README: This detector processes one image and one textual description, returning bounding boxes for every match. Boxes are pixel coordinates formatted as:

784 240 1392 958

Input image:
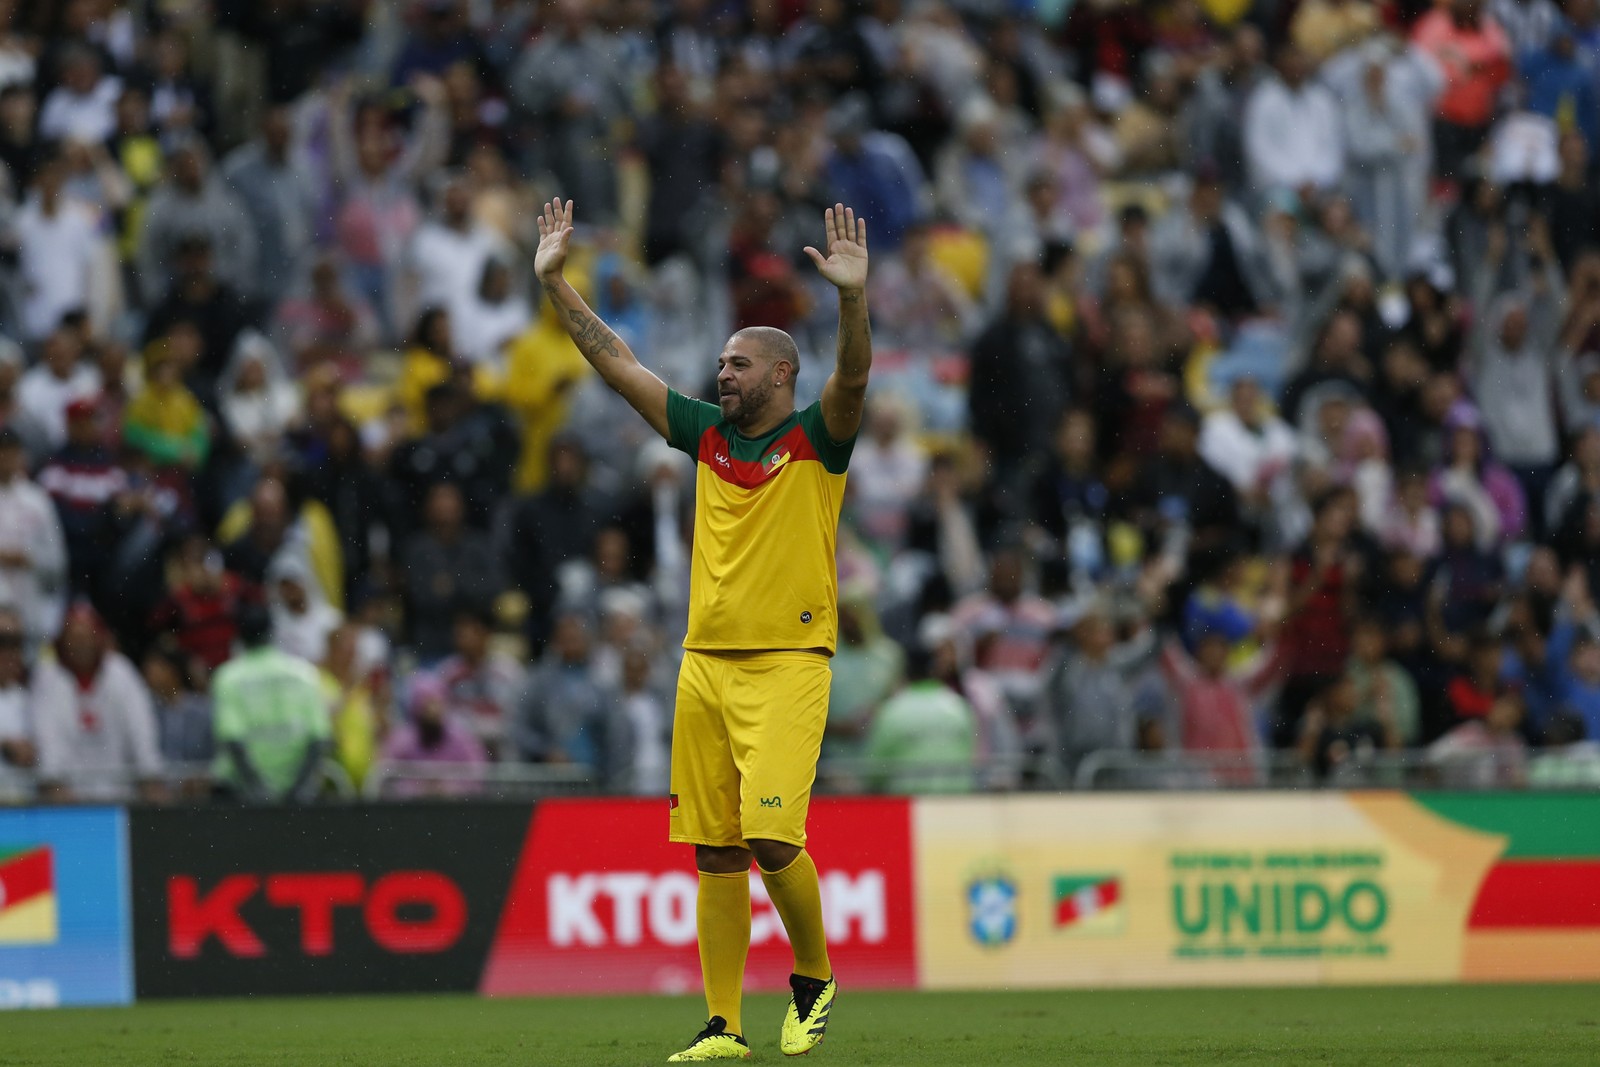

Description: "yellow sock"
759 851 832 981
696 870 751 1035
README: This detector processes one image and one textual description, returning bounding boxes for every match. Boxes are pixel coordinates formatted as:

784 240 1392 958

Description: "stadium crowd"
1 0 1600 804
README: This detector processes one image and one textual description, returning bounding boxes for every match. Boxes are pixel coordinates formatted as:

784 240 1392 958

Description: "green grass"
4 985 1596 1066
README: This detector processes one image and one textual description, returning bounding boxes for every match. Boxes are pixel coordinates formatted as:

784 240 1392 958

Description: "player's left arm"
805 203 872 442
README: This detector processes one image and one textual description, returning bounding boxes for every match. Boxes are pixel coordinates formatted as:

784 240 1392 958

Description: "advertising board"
913 793 1600 989
131 804 530 997
0 807 132 1007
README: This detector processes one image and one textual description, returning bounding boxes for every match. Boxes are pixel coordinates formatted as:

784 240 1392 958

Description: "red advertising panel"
480 797 916 995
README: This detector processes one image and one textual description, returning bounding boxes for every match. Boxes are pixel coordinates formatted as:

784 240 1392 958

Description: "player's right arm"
534 199 670 440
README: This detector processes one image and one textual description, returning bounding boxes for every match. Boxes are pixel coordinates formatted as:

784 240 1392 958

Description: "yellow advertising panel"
913 793 1506 989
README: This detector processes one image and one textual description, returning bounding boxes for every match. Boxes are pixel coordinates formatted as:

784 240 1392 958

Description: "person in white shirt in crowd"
1243 42 1344 202
17 328 101 450
848 393 929 550
456 257 531 369
31 602 163 802
1199 377 1300 525
0 428 66 651
949 546 1059 714
0 606 37 802
267 553 343 665
13 148 106 341
37 45 121 145
616 638 672 796
219 331 302 464
407 172 510 355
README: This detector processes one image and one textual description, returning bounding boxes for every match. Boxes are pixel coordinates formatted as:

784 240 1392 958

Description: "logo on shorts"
800 611 812 624
760 795 783 809
668 793 679 811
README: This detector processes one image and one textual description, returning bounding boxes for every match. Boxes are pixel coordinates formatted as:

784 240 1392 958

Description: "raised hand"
803 203 869 292
535 199 575 282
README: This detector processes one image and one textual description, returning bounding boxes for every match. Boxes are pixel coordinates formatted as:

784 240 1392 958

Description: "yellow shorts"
668 650 830 849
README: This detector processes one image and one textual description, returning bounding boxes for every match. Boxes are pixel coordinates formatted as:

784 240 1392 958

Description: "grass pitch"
3 984 1595 1066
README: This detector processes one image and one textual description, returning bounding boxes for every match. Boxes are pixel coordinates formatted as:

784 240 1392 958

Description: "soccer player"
534 199 871 1060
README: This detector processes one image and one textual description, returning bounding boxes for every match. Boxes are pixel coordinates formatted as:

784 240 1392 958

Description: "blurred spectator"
864 641 978 795
211 602 330 804
1158 623 1283 757
31 602 162 802
268 553 343 665
381 672 486 796
436 604 524 757
509 0 631 221
408 173 510 355
136 139 257 304
1428 686 1530 786
18 330 100 450
221 105 315 306
401 481 501 663
149 535 253 674
219 332 300 470
1037 601 1160 773
506 436 606 652
35 398 123 598
38 44 119 145
615 641 672 796
1412 0 1512 180
124 346 210 470
1298 672 1399 779
1198 378 1298 531
0 426 66 648
968 261 1072 478
822 92 929 252
142 647 213 767
849 394 928 548
1151 171 1276 319
327 75 450 336
637 64 724 265
0 606 36 800
272 256 382 377
825 589 906 762
515 611 617 773
1546 569 1600 739
1273 487 1361 745
1346 614 1422 745
15 148 105 341
457 258 530 369
868 221 976 349
141 235 263 408
321 621 383 791
1243 42 1344 199
951 547 1057 711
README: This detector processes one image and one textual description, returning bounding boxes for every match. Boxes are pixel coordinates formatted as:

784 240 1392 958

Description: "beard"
719 377 774 427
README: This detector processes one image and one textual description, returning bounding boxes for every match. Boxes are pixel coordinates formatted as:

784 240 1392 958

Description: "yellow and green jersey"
667 390 857 655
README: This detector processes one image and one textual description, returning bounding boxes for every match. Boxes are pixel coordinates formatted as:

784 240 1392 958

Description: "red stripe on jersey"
697 425 820 489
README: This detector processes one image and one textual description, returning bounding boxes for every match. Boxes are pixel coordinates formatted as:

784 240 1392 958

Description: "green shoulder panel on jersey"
667 390 722 455
798 401 857 475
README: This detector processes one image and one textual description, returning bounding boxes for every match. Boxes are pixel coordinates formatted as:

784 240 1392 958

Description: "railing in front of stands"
2 743 1598 804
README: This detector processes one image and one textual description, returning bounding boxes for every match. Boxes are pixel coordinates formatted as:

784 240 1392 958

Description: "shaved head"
730 326 801 381
717 327 801 430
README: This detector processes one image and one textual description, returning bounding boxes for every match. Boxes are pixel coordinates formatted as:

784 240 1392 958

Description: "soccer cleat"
780 973 836 1056
668 1017 750 1062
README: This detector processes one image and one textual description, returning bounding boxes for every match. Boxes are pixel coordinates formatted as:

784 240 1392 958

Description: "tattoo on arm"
566 306 622 360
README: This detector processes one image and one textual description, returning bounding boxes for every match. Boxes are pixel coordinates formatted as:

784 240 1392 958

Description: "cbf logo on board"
1169 850 1389 961
966 866 1018 948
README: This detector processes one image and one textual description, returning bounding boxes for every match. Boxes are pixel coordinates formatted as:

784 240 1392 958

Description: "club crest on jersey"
763 450 791 475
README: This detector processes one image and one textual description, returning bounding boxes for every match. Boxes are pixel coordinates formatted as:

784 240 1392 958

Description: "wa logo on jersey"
762 450 791 476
